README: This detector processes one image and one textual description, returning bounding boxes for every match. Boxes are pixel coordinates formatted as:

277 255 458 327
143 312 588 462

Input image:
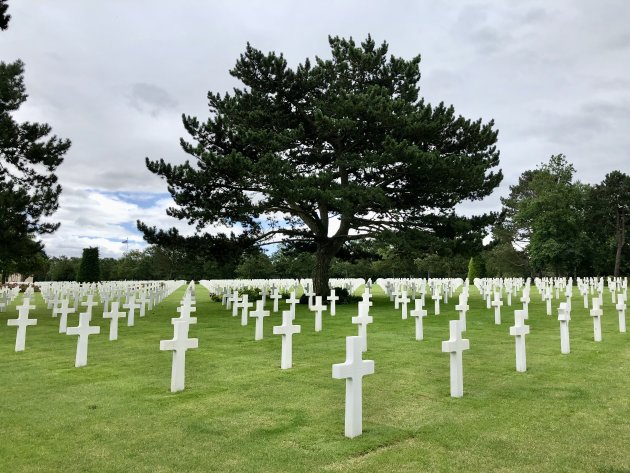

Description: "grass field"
1 284 629 473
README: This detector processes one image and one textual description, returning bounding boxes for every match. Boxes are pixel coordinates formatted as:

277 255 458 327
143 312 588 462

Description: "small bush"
298 287 360 305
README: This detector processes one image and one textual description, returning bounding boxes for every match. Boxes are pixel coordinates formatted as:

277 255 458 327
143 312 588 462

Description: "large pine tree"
141 36 502 294
0 0 71 279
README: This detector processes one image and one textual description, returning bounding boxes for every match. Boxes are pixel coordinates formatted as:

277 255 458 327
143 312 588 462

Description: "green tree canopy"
501 154 591 275
141 36 502 293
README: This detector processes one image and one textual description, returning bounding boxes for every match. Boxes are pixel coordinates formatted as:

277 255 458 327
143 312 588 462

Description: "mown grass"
0 284 629 473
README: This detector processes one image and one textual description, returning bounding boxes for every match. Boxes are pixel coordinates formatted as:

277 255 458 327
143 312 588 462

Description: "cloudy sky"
1 1 629 257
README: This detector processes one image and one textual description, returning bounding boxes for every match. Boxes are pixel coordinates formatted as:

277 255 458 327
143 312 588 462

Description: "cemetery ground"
1 285 629 473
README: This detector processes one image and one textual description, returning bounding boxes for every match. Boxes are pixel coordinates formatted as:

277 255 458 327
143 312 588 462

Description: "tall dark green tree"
0 1 71 279
592 171 630 276
141 36 502 294
77 247 100 283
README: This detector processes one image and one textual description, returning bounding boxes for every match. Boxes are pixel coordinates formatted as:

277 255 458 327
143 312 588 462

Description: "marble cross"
352 301 373 351
432 290 441 315
409 298 427 341
123 294 138 327
272 309 301 369
520 292 530 317
103 301 126 341
543 288 553 316
558 302 571 354
590 296 603 342
66 312 101 367
240 294 253 326
56 298 75 334
250 300 270 341
304 286 316 309
101 292 111 314
327 288 339 316
582 287 589 309
270 288 282 313
616 293 626 333
455 293 469 332
332 336 375 438
160 319 198 392
441 319 469 397
81 294 99 319
231 290 240 317
491 291 503 325
137 292 149 317
392 288 401 308
7 297 37 352
361 289 373 308
286 291 300 320
399 290 410 320
510 310 530 372
175 299 197 324
311 296 327 332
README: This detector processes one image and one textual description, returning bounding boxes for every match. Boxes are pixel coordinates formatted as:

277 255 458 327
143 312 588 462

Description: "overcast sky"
1 1 629 258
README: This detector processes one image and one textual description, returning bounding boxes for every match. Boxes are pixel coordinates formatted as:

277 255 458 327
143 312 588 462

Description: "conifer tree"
77 247 100 283
141 36 502 294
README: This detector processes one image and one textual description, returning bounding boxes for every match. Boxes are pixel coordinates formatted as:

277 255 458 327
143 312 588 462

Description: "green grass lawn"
1 284 629 473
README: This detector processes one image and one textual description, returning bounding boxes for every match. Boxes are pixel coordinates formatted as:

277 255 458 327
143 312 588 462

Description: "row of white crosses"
204 277 625 439
5 281 185 368
0 287 21 312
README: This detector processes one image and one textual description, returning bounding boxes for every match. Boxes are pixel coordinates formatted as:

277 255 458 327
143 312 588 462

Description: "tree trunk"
312 243 335 297
614 212 625 277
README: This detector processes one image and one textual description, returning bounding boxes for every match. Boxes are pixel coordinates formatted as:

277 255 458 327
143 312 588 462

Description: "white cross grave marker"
492 291 503 325
352 301 373 351
231 290 240 317
7 297 37 352
455 293 469 332
332 336 375 438
410 298 427 341
432 290 441 315
240 294 253 326
137 292 149 317
590 296 603 342
159 319 198 392
399 290 410 320
327 288 339 316
361 288 373 308
123 294 138 327
270 288 282 313
521 292 530 317
311 296 327 332
558 302 571 354
441 320 469 398
304 286 315 309
510 310 530 372
250 300 270 341
616 293 626 333
103 301 127 341
56 298 75 334
81 294 99 318
175 299 197 324
66 312 101 367
273 309 301 369
544 288 553 316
